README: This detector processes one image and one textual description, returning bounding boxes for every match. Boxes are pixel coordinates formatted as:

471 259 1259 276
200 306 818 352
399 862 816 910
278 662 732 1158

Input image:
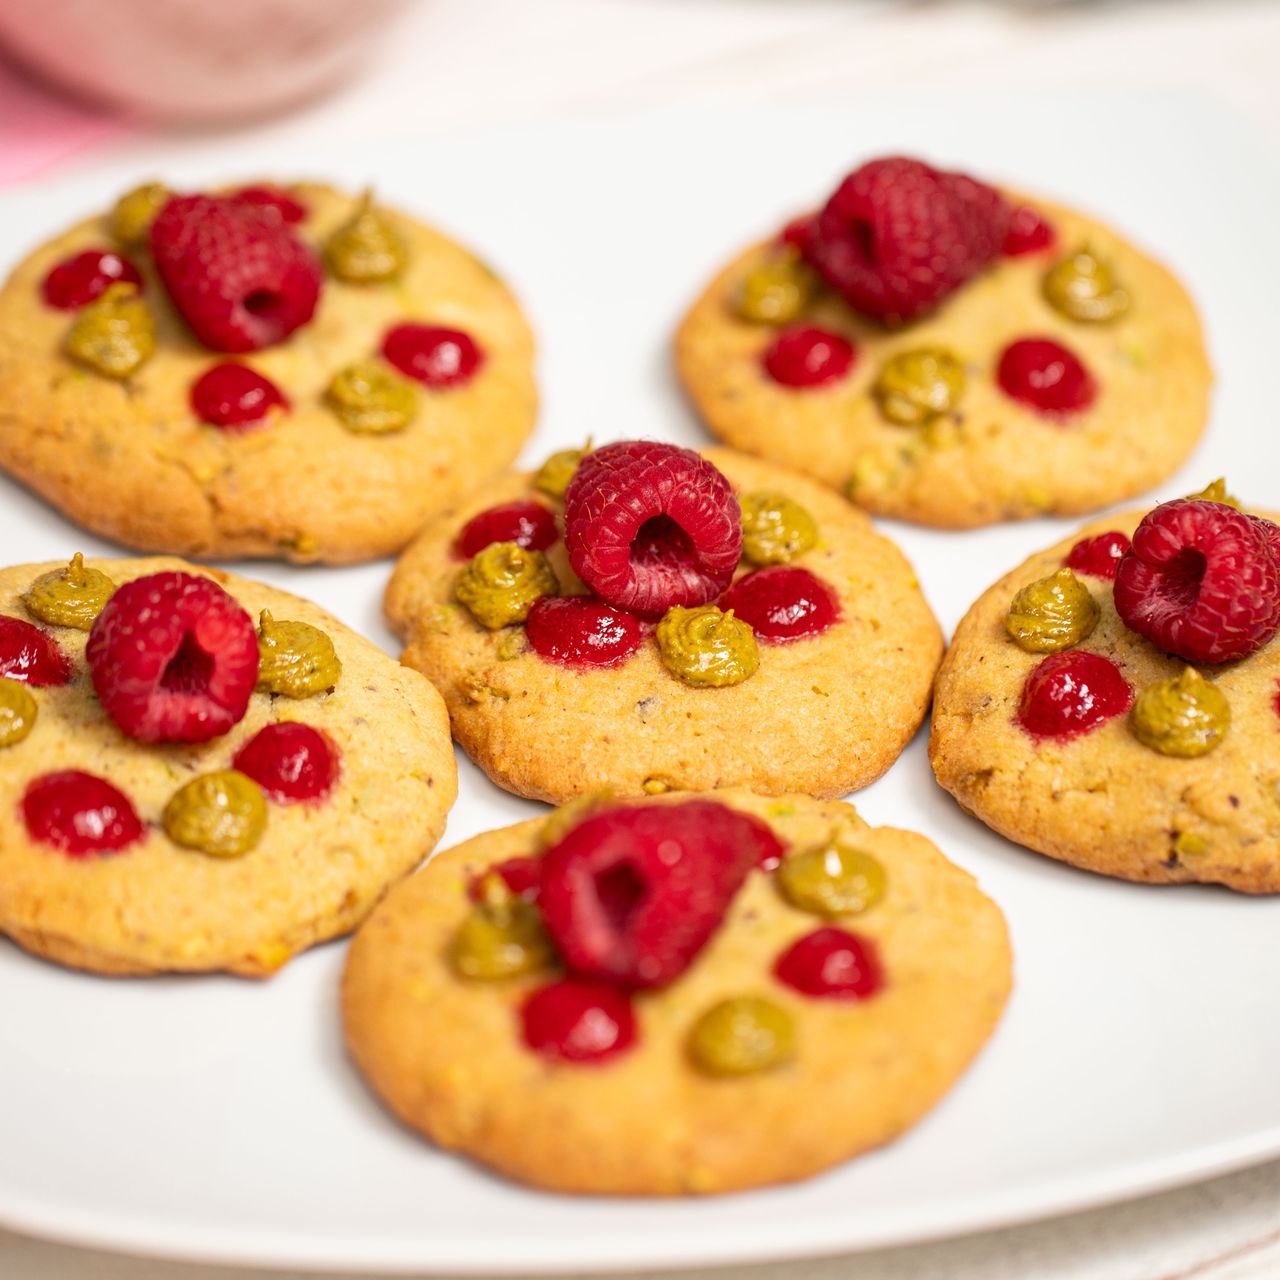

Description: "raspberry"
1066 531 1130 580
521 979 636 1064
454 500 558 559
150 194 322 352
1114 500 1280 664
468 856 542 904
996 338 1096 417
190 363 288 430
233 723 339 804
779 213 816 251
525 596 647 668
86 572 258 743
803 157 1010 324
720 567 839 643
1002 205 1055 257
538 800 784 989
231 185 307 225
382 324 483 389
1019 651 1132 739
563 441 742 616
42 249 142 310
0 616 72 685
762 326 856 389
23 770 144 857
774 927 884 1000
1250 514 1280 566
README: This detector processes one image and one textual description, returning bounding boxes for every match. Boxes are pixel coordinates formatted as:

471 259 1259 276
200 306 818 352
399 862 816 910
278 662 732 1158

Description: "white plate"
1 92 1279 1275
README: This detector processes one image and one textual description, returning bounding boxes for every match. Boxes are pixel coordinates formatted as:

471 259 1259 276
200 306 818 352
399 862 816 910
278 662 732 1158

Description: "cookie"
0 555 457 975
385 442 943 802
676 157 1211 528
342 790 1012 1195
931 489 1280 890
0 181 537 563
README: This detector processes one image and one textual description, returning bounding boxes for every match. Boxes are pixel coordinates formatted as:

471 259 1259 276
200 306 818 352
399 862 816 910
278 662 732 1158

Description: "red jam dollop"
232 722 339 804
468 855 542 904
0 616 72 686
525 596 647 669
521 978 636 1064
774 927 885 1000
762 325 856 389
22 770 144 856
1019 650 1132 739
382 323 484 389
1066 531 1131 581
1001 205 1056 257
232 185 307 225
454 500 559 559
779 214 816 251
720 567 839 643
996 337 1096 418
191 363 289 430
42 249 143 310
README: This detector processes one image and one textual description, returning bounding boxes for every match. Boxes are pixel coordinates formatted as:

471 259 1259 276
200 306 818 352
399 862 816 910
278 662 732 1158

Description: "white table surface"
4 1 1280 1276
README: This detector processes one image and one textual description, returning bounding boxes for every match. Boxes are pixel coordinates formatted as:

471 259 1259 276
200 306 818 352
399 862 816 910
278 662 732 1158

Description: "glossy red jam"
190 363 289 430
1066 531 1131 581
521 978 636 1064
1019 651 1132 739
762 326 855 389
382 323 484 389
996 338 1096 418
233 723 339 804
468 855 542 903
780 213 816 250
232 185 307 224
720 567 839 643
525 596 647 668
774 927 885 1000
42 249 142 310
22 770 144 856
454 500 558 559
1001 205 1056 257
0 616 72 686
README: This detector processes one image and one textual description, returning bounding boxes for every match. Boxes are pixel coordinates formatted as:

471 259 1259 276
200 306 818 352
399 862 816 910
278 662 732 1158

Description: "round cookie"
384 445 943 802
342 790 1012 1195
930 503 1280 890
676 191 1211 528
0 556 457 975
0 181 537 563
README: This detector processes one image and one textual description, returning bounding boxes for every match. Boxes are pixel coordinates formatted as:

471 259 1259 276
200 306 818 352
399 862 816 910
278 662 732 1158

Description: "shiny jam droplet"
382 323 484 388
720 567 839 643
1002 205 1056 257
454 500 559 559
521 978 637 1064
0 616 72 686
191 363 289 430
22 770 144 857
42 249 143 310
774 926 885 1000
996 338 1097 418
1066 531 1131 581
233 722 339 804
1019 650 1133 739
762 325 856 389
525 596 648 669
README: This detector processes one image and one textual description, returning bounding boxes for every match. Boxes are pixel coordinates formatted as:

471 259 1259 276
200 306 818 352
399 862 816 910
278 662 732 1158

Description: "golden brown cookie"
0 181 536 563
0 556 457 975
384 445 943 802
931 501 1280 890
342 790 1012 1195
676 194 1211 528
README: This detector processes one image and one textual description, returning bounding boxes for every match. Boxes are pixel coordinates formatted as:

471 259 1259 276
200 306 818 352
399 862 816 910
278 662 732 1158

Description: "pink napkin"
0 57 124 186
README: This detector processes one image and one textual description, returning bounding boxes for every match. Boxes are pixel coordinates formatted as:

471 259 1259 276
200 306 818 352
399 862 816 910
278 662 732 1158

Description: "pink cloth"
0 56 123 186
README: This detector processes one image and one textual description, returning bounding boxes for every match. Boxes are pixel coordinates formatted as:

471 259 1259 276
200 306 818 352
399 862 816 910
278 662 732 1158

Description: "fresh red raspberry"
231 185 307 225
779 213 816 250
0 616 72 685
1019 651 1132 739
720 567 840 643
1114 500 1280 664
803 157 1010 324
1001 205 1056 257
454 500 558 559
521 979 636 1064
996 337 1096 417
22 771 144 857
150 194 322 353
86 572 258 743
190 363 288 430
42 249 143 310
774 927 884 1000
1250 513 1280 566
382 324 484 389
538 800 784 989
468 856 542 904
1066 531 1130 581
233 723 339 804
525 596 647 669
563 441 742 616
762 326 856 389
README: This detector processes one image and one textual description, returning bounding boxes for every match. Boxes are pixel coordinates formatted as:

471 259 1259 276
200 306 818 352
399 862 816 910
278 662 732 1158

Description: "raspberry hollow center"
161 632 216 694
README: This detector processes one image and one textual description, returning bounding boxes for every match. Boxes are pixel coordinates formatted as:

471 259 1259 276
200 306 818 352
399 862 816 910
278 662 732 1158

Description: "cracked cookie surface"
0 183 536 563
0 557 457 975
